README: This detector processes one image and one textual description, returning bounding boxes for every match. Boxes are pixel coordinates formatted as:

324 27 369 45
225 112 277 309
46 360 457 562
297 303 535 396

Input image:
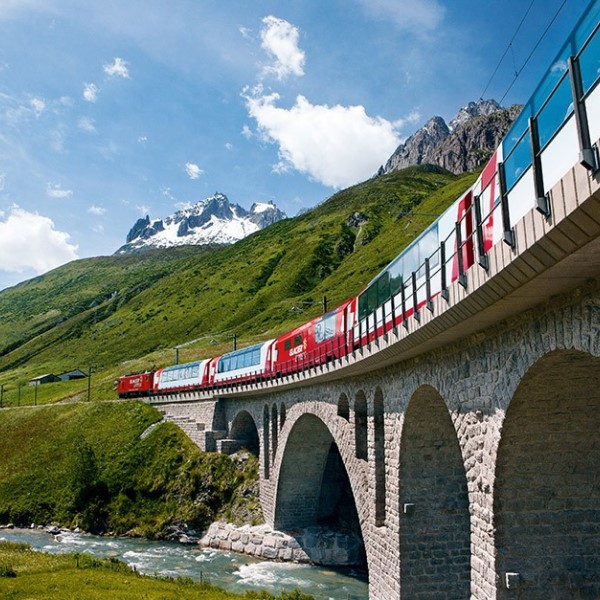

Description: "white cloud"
78 116 96 133
185 162 203 179
88 205 106 215
46 183 73 198
136 203 151 215
355 0 445 32
244 89 401 189
104 57 129 78
239 25 252 40
225 142 234 151
30 97 45 117
137 135 148 144
83 82 98 102
260 16 305 80
0 206 78 274
241 124 253 139
0 172 5 191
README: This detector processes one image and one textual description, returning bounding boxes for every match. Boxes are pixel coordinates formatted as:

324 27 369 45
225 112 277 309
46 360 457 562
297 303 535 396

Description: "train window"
358 292 368 321
389 258 403 296
420 224 439 268
294 334 302 347
316 313 336 342
537 75 572 149
284 339 292 351
377 272 390 306
367 281 378 313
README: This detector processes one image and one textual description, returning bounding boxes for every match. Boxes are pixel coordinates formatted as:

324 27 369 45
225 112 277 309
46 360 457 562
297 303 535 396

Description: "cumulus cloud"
260 16 305 80
0 206 78 274
83 83 98 102
185 162 203 179
46 183 73 198
355 0 445 32
241 125 253 139
104 57 129 78
244 88 401 189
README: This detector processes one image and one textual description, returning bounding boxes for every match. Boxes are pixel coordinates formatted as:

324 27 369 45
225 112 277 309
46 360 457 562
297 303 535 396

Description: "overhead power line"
479 0 569 105
479 0 537 101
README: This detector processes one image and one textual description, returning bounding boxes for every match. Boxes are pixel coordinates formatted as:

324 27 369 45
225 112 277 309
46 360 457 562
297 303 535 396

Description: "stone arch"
229 409 259 456
354 390 368 461
399 385 470 598
373 387 386 527
271 403 278 459
494 349 600 598
338 393 350 421
263 404 270 479
273 407 367 568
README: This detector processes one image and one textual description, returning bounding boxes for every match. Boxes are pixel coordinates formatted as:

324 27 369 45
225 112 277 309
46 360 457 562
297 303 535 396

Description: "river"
0 528 368 600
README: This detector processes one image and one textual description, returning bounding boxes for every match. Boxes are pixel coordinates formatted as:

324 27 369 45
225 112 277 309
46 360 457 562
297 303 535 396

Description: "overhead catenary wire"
478 0 569 105
479 0 537 100
499 0 568 105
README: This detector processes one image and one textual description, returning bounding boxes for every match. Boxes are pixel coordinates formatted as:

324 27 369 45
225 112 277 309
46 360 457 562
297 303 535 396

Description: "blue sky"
0 0 590 291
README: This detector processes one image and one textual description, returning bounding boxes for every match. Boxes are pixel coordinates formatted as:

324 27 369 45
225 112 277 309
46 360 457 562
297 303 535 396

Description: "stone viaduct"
148 149 600 599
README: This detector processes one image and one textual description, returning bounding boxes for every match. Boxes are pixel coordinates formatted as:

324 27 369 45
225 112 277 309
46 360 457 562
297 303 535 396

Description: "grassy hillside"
0 166 477 404
0 402 260 537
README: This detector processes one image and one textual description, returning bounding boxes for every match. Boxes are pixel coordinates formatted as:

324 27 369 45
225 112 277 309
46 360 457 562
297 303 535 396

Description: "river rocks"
200 521 364 566
201 522 310 562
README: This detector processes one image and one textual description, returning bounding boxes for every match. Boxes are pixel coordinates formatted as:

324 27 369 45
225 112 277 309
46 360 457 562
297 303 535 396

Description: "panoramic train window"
218 344 262 373
315 312 336 343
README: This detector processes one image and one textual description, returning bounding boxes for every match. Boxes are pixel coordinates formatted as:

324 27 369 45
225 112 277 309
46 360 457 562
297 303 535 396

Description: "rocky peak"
379 99 521 176
448 99 502 131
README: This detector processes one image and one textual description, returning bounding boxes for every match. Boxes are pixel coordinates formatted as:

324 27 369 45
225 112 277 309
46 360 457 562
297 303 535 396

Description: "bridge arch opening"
354 391 367 461
494 350 600 598
274 413 366 568
399 385 470 598
374 387 386 527
229 410 260 456
271 403 278 459
280 403 286 429
338 393 350 421
263 405 270 479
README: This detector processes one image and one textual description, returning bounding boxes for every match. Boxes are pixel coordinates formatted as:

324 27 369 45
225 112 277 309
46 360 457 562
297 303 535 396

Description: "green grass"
0 541 314 599
0 402 261 537
0 165 477 405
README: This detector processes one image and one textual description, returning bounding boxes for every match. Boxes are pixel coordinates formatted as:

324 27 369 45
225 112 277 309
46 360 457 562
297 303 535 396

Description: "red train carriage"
272 300 353 376
117 371 155 398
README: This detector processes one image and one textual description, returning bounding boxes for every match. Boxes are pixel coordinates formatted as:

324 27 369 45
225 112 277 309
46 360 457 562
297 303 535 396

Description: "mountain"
117 192 286 254
380 99 521 176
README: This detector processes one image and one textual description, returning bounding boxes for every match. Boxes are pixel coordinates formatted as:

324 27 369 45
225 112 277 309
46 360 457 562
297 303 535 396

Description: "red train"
117 149 509 399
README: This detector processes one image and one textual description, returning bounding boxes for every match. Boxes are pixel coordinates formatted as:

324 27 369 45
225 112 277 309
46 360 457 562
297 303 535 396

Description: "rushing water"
0 528 368 600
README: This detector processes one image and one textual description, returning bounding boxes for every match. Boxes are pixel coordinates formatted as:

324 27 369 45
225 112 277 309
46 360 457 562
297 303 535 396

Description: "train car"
352 164 495 345
117 371 155 398
153 360 209 395
210 340 275 386
272 300 353 376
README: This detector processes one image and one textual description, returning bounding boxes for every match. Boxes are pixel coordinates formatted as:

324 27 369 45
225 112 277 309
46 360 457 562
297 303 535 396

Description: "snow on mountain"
116 192 286 254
